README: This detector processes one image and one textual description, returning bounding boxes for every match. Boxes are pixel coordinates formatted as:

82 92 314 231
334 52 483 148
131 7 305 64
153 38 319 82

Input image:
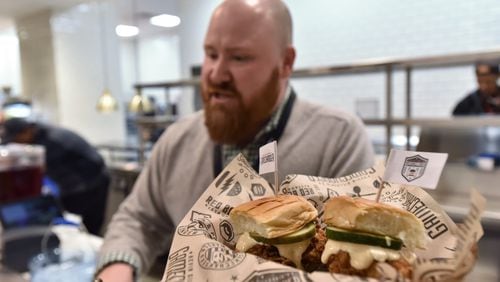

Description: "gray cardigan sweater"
97 97 375 275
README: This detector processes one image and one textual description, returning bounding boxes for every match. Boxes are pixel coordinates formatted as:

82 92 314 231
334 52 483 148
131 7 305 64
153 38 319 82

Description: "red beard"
203 69 281 146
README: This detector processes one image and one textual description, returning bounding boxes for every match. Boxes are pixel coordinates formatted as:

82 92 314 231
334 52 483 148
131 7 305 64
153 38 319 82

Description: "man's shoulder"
459 90 480 101
453 90 482 115
293 98 363 127
39 124 87 146
168 111 205 132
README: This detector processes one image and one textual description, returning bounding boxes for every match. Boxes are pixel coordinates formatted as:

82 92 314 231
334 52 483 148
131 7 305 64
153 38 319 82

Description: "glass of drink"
0 144 45 203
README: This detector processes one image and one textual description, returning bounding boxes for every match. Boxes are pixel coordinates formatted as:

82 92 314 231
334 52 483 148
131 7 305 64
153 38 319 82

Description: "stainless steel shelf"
135 115 177 127
364 117 500 127
134 48 500 87
132 48 500 153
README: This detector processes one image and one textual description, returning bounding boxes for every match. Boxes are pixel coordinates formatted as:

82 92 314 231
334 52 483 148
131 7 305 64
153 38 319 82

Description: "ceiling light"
149 14 181 28
128 90 153 113
115 24 139 37
96 89 118 113
96 3 118 113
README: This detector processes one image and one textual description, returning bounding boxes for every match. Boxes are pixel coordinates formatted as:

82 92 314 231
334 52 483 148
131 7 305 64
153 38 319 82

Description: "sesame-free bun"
230 195 318 238
323 196 427 250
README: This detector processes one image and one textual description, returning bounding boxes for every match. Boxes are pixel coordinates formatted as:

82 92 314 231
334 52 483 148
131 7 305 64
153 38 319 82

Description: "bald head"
211 0 293 49
201 0 297 145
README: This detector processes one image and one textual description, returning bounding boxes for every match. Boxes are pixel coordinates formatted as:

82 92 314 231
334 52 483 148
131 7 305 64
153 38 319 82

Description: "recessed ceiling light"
149 14 181 28
115 24 139 37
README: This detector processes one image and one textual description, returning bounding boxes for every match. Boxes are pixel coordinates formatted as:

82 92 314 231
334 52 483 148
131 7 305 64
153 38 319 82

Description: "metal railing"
134 47 500 154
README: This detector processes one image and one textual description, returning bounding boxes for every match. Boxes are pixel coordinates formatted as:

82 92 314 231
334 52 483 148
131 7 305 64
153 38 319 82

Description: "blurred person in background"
453 61 500 115
1 117 110 235
96 0 375 281
0 86 12 109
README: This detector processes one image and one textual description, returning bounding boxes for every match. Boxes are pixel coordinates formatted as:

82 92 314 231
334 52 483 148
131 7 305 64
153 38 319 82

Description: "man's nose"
210 58 231 85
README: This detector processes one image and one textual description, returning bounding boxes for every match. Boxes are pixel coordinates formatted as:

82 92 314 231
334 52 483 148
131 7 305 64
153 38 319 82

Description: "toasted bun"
230 195 318 238
323 196 427 250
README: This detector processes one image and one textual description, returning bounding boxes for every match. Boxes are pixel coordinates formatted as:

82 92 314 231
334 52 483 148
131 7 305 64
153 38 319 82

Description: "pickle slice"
250 222 316 245
325 227 403 250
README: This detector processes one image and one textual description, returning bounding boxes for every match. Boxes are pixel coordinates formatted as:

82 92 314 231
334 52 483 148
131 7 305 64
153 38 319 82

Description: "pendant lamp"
96 1 118 113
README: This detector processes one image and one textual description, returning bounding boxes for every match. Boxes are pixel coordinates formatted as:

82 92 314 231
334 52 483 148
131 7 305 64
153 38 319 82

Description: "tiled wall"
179 0 500 120
291 0 500 66
287 0 500 117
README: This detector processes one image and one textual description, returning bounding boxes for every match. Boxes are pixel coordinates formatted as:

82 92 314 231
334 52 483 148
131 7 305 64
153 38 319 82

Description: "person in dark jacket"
1 117 110 235
452 61 500 115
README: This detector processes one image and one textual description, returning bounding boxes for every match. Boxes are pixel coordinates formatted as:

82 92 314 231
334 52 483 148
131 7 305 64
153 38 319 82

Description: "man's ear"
281 46 296 78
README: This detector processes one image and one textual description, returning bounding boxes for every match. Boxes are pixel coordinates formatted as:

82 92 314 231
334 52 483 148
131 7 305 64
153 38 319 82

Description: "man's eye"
232 55 250 62
206 52 218 60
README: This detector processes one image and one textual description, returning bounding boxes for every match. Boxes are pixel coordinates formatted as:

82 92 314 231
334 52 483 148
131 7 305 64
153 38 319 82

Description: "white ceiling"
114 0 179 37
0 0 81 30
0 0 86 19
0 0 179 36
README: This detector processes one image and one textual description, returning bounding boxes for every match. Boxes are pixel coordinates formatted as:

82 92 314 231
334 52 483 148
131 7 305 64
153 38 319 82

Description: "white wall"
17 10 60 122
118 32 183 125
139 35 181 83
0 27 21 98
52 2 126 144
119 34 182 105
176 0 221 115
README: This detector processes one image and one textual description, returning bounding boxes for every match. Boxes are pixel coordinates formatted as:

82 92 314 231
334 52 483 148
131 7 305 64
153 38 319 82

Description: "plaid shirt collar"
221 85 292 169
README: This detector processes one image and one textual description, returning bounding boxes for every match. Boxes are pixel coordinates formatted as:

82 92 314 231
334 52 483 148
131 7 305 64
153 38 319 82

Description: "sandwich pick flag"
383 149 448 189
259 141 279 189
259 141 278 175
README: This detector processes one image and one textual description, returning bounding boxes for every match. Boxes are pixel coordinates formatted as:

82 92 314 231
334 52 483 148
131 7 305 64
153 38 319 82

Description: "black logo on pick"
402 154 428 182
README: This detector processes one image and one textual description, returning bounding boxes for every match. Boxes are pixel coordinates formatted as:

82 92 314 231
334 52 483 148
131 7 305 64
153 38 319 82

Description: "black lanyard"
212 91 296 177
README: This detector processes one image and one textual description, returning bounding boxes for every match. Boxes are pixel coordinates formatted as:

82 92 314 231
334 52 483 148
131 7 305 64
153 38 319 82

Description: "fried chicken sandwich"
230 195 326 271
321 196 427 278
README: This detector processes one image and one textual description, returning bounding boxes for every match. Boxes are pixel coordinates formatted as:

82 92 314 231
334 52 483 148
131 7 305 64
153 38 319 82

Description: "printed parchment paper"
162 155 483 282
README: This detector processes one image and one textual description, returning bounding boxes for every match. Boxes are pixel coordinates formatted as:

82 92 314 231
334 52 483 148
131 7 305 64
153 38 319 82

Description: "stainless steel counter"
429 163 500 223
427 163 500 281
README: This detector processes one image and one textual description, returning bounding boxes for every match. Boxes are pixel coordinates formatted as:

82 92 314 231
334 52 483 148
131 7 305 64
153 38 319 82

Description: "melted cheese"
321 239 401 270
236 232 258 252
275 239 311 269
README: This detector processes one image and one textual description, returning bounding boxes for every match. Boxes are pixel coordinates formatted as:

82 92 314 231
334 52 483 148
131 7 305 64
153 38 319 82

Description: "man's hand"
96 263 134 282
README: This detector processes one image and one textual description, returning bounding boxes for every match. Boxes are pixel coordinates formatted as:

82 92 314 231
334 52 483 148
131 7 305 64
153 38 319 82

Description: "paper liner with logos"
161 155 484 282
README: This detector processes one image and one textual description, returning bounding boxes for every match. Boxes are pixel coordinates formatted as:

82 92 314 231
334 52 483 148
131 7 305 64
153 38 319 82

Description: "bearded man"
96 0 374 281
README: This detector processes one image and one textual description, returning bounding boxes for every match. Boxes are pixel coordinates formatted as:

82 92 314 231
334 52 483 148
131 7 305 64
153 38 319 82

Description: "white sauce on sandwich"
236 232 258 252
275 239 311 269
321 239 401 270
